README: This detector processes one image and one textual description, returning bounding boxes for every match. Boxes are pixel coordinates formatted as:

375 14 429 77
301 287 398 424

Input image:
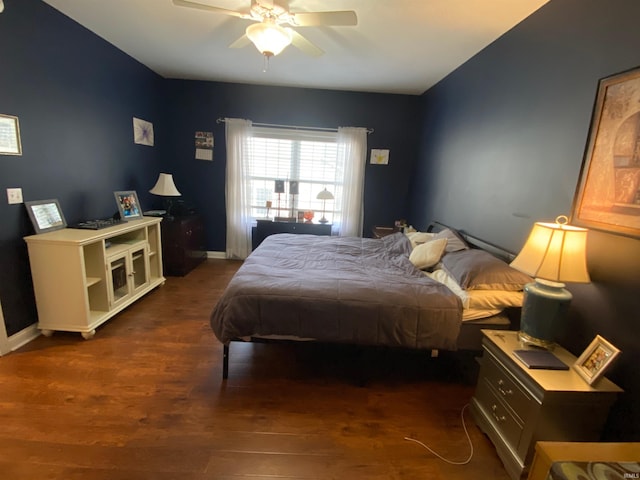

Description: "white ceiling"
42 0 550 95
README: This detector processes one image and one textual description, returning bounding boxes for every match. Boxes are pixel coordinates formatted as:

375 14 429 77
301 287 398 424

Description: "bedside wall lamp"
149 173 181 218
510 215 590 349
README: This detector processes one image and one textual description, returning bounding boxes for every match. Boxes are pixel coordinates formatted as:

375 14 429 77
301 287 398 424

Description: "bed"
210 222 532 379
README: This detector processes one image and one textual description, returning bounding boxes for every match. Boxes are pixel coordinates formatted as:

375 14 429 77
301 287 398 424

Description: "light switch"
7 188 23 204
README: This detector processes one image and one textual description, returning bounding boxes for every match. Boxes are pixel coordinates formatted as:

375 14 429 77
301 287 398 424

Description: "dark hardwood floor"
0 259 510 479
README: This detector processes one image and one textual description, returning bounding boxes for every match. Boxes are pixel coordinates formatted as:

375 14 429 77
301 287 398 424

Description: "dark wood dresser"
161 215 206 276
252 219 332 250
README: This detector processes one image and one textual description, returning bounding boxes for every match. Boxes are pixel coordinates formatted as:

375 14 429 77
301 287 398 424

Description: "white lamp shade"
246 22 292 57
510 219 590 283
149 173 181 196
316 188 334 200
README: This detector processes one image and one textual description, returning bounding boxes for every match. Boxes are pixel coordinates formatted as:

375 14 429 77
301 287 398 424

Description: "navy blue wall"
0 1 420 335
410 0 640 440
163 80 421 251
0 0 164 335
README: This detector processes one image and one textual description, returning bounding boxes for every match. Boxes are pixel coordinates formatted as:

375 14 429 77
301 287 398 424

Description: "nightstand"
471 330 622 480
161 215 206 276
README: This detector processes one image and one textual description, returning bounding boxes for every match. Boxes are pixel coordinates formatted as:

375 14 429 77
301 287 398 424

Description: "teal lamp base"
518 279 572 350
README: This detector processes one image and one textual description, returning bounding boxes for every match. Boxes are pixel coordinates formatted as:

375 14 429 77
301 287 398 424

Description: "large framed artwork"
572 66 640 238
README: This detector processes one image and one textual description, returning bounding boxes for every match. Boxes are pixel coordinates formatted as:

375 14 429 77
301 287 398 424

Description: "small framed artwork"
133 117 154 146
370 149 389 165
25 199 67 234
573 335 621 385
114 190 143 221
0 114 22 156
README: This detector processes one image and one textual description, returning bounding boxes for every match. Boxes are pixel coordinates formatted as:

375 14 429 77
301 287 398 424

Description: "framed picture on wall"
571 66 640 238
25 199 67 234
0 114 22 156
114 190 143 221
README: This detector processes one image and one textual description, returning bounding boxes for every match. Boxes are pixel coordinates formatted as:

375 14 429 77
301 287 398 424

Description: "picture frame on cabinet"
114 190 142 221
25 199 67 234
571 66 640 238
573 335 620 385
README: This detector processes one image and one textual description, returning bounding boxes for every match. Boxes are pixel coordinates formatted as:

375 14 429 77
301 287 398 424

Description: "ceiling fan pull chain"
262 54 270 73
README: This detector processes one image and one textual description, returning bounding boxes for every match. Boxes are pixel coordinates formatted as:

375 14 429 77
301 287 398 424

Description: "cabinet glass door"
109 253 130 307
130 245 149 294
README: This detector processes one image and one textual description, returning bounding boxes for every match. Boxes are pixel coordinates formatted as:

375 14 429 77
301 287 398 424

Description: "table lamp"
509 215 590 349
149 173 181 218
316 188 334 224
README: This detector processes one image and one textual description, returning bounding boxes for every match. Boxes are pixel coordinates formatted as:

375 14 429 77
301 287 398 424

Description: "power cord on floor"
404 403 474 465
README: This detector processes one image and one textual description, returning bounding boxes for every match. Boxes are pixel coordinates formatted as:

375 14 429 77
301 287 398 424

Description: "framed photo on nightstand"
573 335 620 385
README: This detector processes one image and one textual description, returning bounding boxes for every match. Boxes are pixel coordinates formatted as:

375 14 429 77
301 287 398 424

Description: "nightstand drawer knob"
497 379 513 396
491 404 506 423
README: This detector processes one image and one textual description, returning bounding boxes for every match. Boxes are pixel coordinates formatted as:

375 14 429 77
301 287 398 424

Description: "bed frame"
220 221 519 379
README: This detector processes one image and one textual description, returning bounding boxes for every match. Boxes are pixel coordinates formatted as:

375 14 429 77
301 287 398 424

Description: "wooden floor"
0 259 511 479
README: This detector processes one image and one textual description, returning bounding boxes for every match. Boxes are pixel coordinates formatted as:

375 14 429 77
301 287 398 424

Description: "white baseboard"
8 324 40 352
207 251 226 259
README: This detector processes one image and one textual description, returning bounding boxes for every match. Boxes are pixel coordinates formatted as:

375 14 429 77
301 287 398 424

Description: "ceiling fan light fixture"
246 21 292 57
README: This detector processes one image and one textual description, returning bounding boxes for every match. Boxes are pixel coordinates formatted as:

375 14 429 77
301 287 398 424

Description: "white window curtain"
225 118 253 259
224 119 368 259
336 126 368 237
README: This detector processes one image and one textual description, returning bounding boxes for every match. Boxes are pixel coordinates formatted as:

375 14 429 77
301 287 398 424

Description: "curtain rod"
216 117 373 134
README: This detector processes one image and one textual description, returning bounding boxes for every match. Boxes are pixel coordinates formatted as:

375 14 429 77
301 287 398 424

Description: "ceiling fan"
172 0 358 59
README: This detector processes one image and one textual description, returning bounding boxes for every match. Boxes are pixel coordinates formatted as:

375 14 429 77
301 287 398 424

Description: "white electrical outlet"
7 188 23 204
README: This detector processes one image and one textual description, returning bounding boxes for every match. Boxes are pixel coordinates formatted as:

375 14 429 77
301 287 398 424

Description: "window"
247 127 340 224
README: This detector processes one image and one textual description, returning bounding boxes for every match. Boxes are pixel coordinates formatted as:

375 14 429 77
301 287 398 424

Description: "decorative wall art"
133 117 154 146
370 149 389 165
572 66 640 238
0 114 22 155
195 131 213 161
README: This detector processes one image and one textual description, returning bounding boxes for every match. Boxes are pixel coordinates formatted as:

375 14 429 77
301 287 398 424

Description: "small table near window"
253 219 332 250
372 226 401 238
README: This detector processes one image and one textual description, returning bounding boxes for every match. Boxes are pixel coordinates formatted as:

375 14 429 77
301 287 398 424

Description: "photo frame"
0 114 22 156
571 66 640 238
573 335 621 385
25 199 67 234
114 190 143 221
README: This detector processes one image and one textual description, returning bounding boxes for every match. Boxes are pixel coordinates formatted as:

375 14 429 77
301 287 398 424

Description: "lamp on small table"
149 173 181 219
316 188 334 224
509 215 590 349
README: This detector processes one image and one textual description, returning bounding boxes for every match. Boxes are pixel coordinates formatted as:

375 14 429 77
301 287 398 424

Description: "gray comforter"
210 232 463 350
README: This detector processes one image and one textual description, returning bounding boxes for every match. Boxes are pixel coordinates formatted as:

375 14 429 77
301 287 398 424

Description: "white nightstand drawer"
483 352 534 423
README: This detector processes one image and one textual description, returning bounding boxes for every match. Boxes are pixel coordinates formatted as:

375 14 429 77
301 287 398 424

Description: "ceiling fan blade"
172 0 252 20
289 10 357 27
229 34 251 49
288 29 324 57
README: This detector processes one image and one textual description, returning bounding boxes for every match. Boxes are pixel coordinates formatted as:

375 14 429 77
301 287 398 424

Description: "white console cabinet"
24 217 165 339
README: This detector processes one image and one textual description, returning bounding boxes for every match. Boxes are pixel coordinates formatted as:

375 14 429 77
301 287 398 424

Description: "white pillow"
426 268 524 309
405 231 436 249
409 238 448 270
